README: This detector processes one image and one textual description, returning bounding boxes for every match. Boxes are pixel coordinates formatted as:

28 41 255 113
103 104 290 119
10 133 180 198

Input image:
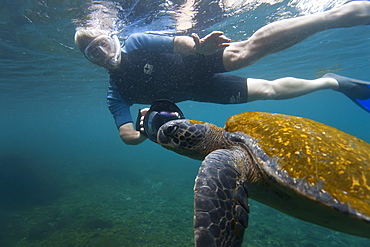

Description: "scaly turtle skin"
157 111 370 246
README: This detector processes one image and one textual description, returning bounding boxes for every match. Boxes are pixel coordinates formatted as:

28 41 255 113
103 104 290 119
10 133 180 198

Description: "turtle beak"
156 121 180 147
157 128 170 145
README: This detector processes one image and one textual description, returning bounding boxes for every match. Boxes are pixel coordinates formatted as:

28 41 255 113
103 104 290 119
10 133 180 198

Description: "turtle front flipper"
194 147 250 247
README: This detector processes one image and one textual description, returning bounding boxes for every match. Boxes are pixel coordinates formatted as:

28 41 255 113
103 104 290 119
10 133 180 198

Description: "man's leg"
246 77 339 102
223 1 370 71
247 74 370 112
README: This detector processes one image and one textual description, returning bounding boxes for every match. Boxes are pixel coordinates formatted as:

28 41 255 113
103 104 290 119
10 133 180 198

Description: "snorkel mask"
84 34 121 68
139 100 185 143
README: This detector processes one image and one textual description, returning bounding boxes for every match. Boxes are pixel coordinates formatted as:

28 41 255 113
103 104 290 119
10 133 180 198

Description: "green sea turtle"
156 111 370 246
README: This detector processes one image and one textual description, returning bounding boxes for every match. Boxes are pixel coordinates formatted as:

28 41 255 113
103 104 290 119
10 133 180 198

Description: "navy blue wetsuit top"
107 33 246 128
107 33 175 128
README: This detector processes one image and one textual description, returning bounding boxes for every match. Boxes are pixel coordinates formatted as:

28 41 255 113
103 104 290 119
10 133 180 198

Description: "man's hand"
135 108 150 133
192 31 231 55
120 108 149 145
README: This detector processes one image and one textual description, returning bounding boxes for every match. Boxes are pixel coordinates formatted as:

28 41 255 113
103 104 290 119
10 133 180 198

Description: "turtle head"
157 119 224 160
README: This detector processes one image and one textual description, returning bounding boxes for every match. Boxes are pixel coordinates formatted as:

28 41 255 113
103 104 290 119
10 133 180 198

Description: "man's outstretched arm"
119 122 147 145
174 31 231 55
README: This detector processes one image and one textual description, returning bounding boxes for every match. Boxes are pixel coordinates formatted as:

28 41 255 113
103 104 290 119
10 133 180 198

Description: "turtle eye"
163 125 178 136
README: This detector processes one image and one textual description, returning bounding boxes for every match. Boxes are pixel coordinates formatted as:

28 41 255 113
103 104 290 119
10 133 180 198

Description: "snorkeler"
75 1 370 145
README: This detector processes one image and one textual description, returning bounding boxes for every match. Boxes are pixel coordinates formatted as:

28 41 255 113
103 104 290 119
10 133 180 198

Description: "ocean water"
1 0 370 246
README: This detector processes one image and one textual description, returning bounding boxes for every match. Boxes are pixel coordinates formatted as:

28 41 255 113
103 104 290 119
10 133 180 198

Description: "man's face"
84 35 121 70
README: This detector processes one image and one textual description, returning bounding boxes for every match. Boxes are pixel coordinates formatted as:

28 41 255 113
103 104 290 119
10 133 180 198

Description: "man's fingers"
209 31 229 39
208 34 231 45
140 108 149 116
218 43 230 48
191 33 201 45
209 31 224 36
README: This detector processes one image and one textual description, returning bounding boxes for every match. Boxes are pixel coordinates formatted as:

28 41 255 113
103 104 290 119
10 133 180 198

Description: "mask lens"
84 35 116 62
86 46 103 61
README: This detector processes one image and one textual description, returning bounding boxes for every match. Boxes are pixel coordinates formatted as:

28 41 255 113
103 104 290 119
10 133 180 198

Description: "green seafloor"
1 149 370 247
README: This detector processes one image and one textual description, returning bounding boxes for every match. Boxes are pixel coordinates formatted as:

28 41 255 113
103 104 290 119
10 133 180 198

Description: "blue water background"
1 0 370 246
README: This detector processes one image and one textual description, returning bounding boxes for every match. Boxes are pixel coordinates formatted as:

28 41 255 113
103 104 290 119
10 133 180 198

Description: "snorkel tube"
137 100 185 143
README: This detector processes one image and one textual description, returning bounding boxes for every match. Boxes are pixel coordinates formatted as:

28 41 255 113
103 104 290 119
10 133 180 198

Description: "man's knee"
247 78 277 101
